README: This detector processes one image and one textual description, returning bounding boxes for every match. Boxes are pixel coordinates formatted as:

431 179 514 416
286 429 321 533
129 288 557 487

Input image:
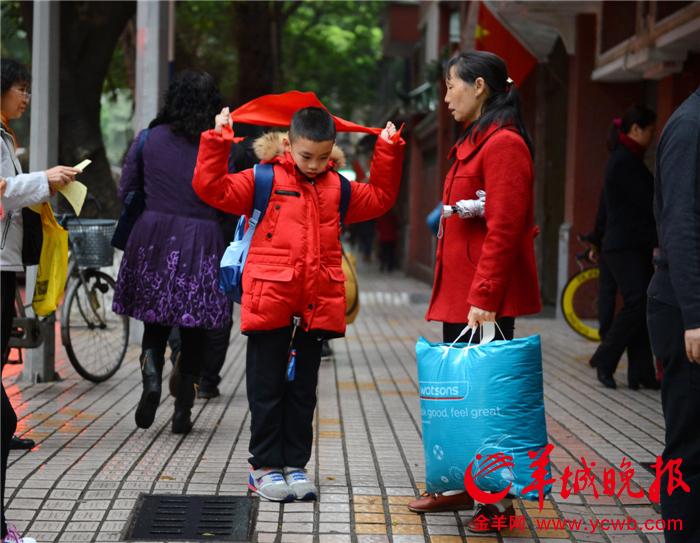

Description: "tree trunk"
21 1 136 219
231 2 276 106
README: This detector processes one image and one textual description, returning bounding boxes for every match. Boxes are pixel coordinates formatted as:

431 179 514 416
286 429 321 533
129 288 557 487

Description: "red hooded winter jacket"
426 124 541 323
193 129 405 335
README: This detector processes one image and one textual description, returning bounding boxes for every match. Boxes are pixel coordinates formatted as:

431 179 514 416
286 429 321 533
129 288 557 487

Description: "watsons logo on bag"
419 381 468 400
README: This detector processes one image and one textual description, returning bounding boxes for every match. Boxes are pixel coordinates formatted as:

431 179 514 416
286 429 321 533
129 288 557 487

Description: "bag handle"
442 321 504 358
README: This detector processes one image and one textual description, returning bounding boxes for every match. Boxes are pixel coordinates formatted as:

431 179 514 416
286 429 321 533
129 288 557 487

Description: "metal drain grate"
127 495 255 541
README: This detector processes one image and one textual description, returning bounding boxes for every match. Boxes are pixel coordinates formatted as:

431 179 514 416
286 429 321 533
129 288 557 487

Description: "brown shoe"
407 491 474 513
466 503 515 533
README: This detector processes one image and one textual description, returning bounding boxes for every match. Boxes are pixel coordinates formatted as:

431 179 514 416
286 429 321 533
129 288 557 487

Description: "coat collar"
268 150 337 183
448 122 510 162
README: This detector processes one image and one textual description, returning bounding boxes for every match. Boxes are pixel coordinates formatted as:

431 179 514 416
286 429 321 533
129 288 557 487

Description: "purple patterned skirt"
112 210 232 329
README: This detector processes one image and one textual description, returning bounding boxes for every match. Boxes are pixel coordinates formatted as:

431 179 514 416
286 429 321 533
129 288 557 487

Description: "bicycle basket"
65 218 117 268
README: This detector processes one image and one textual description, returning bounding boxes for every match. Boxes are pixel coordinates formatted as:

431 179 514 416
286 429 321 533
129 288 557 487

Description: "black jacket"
648 86 700 330
601 143 657 252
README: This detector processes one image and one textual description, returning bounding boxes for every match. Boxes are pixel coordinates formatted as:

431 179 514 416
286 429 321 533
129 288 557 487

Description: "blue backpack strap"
137 128 149 182
337 172 352 224
251 163 274 226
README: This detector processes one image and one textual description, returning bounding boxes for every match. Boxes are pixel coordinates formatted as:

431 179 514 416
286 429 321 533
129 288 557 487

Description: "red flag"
474 4 537 87
222 91 402 143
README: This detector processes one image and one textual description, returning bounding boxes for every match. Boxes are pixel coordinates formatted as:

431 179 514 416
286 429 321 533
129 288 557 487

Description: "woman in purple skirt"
113 71 246 434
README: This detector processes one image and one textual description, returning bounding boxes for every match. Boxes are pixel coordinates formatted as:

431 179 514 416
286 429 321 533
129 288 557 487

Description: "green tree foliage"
281 1 384 120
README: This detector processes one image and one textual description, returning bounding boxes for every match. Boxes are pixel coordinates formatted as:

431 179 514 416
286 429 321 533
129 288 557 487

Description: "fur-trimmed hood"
252 132 346 169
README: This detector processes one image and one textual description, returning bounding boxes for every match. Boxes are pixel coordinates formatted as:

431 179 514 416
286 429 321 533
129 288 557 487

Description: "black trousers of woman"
1 271 18 539
142 323 206 376
589 249 656 386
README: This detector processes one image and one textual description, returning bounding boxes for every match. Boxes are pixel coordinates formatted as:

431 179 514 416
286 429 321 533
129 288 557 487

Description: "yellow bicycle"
561 234 601 341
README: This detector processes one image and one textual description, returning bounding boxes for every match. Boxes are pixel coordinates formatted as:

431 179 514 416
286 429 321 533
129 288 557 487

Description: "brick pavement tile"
353 496 383 505
429 537 463 543
320 503 350 513
427 525 460 536
32 533 59 542
355 513 386 524
392 525 423 535
354 504 384 513
318 523 351 534
256 522 280 532
319 513 350 523
393 536 426 543
283 513 314 523
281 522 313 533
281 535 314 543
319 535 351 543
355 524 387 534
6 509 36 520
258 534 277 543
357 536 390 543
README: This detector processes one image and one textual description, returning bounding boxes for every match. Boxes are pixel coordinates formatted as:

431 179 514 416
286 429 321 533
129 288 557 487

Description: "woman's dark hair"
148 70 223 143
445 51 534 157
607 105 656 152
1 58 31 94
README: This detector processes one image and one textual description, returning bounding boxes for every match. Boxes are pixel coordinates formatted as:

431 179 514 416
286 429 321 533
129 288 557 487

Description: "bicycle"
55 197 129 382
560 233 601 341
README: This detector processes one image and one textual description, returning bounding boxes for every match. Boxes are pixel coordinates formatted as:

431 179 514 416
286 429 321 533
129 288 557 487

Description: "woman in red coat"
409 51 541 532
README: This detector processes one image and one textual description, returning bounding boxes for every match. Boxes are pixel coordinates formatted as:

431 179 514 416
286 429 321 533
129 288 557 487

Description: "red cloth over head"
222 91 402 143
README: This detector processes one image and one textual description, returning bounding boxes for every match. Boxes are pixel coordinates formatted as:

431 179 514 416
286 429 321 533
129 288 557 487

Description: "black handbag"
111 129 149 250
21 207 43 266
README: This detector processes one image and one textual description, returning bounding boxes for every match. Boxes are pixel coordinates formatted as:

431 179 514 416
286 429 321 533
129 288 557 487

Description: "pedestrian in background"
112 71 243 434
647 85 700 543
411 51 541 533
589 106 659 390
1 57 79 543
375 209 399 272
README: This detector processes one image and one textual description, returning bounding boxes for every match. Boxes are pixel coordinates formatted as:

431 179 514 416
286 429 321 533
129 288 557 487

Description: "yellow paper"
74 159 91 171
58 181 88 215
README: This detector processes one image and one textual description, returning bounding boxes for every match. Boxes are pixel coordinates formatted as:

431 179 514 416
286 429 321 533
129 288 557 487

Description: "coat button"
267 233 272 239
275 205 280 210
308 304 313 310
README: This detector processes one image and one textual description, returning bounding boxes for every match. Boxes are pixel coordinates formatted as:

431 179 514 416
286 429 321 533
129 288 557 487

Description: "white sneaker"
283 467 318 500
4 524 36 543
248 467 295 502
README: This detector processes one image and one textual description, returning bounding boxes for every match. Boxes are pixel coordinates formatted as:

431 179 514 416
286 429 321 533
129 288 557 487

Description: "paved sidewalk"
4 260 667 543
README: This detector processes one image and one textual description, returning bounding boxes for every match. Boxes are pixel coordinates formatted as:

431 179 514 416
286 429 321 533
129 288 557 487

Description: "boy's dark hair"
149 70 223 143
1 58 31 94
289 107 336 143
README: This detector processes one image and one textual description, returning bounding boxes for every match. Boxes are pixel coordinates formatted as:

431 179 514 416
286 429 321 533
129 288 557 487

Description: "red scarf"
618 133 645 160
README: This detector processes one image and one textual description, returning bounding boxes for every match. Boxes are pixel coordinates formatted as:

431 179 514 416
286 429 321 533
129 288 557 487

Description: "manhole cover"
127 495 255 541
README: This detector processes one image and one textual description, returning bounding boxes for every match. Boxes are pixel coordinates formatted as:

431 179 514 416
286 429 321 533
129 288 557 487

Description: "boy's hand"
380 122 397 144
215 107 231 135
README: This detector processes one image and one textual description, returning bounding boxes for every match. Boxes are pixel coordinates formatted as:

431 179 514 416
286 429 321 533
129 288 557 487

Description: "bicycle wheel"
60 270 129 382
561 266 601 341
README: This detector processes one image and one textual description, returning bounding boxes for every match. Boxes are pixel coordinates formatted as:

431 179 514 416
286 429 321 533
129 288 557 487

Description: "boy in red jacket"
193 106 403 502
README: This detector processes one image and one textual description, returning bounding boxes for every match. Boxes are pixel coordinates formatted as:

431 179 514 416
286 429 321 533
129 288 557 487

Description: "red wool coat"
426 124 541 323
193 129 405 335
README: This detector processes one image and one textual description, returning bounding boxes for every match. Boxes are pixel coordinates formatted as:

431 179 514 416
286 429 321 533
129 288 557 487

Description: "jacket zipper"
1 211 13 250
275 190 301 197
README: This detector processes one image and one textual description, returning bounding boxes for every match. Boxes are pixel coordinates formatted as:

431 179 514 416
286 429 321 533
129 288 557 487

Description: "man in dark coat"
647 85 700 543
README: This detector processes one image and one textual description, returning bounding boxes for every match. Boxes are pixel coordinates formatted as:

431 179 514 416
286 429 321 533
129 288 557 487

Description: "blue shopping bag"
416 323 552 501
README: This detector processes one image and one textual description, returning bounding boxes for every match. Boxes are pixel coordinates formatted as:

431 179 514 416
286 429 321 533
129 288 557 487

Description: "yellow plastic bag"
342 249 360 325
31 202 68 316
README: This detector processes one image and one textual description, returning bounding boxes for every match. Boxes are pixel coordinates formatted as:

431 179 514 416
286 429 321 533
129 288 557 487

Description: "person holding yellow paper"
1 58 81 543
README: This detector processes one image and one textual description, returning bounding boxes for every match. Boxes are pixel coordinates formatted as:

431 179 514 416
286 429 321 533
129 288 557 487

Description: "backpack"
111 129 149 250
219 164 351 304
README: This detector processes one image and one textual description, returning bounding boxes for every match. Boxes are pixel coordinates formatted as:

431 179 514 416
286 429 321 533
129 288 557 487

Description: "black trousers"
597 252 617 340
647 298 700 542
142 323 206 376
168 320 234 388
246 326 323 470
590 249 656 384
443 317 515 344
379 241 396 272
1 272 18 539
